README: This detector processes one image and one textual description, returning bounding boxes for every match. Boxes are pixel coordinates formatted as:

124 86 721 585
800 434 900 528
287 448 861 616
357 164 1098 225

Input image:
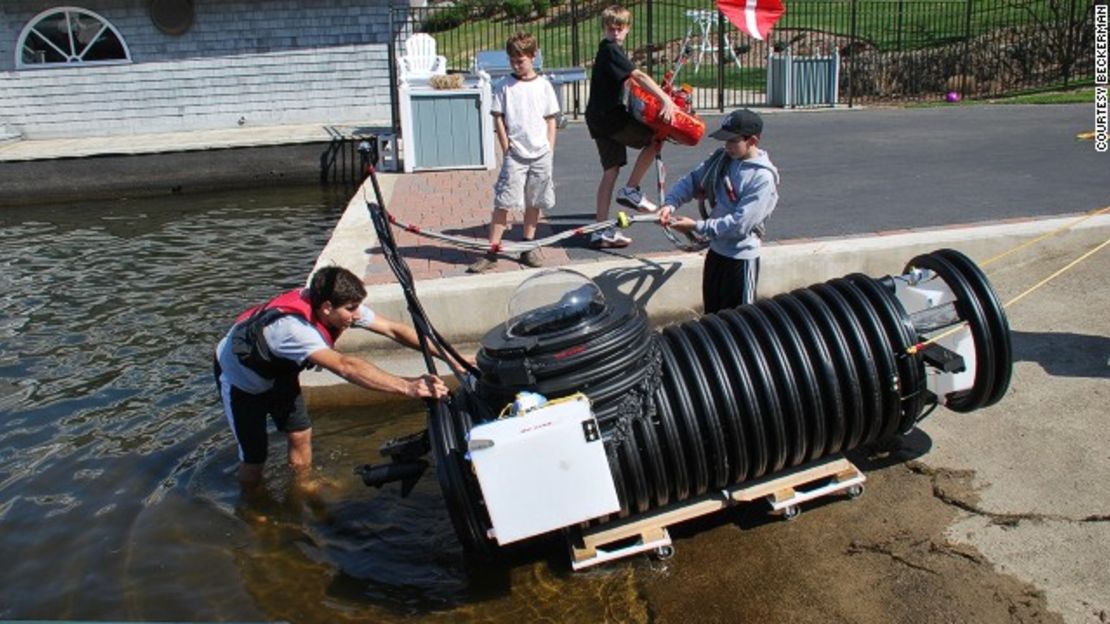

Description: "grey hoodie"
664 147 780 260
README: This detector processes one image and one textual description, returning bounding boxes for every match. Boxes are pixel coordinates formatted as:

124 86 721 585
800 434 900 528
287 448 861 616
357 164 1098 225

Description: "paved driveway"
551 103 1107 260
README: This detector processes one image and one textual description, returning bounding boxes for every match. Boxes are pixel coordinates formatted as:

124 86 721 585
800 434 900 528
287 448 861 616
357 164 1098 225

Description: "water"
0 186 646 622
0 180 1070 623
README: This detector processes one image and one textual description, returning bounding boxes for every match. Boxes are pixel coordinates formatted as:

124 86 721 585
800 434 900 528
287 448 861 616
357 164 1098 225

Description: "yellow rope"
979 205 1110 268
907 235 1110 354
1002 236 1110 308
906 323 967 355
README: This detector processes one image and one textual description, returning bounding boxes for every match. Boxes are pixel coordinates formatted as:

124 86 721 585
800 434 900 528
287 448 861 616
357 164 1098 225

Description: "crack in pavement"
846 530 991 576
905 461 1110 527
846 539 940 575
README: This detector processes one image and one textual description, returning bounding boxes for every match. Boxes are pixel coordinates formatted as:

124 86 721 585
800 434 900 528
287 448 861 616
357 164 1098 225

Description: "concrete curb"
301 190 1110 407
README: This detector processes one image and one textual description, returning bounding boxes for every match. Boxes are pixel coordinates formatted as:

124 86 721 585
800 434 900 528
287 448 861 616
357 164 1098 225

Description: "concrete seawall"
301 176 1110 407
0 122 385 206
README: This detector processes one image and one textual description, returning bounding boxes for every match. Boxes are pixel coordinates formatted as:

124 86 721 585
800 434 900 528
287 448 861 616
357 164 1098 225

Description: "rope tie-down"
363 183 706 256
357 163 1104 566
370 200 662 255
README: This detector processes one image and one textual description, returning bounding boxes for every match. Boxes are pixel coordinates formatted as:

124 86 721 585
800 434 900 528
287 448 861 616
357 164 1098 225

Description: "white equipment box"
466 395 620 545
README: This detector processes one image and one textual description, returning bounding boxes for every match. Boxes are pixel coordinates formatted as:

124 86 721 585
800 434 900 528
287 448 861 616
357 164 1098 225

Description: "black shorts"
594 117 656 170
214 358 311 465
703 251 761 315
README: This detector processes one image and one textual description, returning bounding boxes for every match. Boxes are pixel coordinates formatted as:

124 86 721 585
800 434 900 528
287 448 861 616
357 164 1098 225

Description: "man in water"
214 266 459 490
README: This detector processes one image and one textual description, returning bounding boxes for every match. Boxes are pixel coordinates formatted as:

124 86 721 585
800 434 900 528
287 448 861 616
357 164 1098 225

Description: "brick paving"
365 166 572 285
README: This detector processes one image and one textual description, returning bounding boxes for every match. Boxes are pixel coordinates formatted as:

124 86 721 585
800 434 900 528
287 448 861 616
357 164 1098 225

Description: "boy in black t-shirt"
585 4 675 248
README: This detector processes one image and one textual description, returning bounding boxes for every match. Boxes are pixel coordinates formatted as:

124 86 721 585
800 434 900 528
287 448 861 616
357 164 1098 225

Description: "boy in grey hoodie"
659 108 779 313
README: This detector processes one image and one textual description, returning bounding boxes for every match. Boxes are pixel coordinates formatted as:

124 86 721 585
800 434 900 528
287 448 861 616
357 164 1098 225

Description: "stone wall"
843 19 1094 100
0 0 402 138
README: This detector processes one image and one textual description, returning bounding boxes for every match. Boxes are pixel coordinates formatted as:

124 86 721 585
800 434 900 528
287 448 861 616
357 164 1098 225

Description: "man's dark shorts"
214 359 311 464
594 117 656 170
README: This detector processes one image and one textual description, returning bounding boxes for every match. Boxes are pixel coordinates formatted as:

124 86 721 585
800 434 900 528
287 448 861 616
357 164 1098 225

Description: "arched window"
16 7 131 69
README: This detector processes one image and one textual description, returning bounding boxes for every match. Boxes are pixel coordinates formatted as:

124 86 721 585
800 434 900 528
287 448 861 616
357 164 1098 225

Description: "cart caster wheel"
782 505 800 521
654 545 675 560
846 484 865 499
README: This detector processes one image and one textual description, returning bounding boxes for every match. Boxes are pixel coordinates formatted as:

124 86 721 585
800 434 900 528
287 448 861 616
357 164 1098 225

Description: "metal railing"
388 0 1095 131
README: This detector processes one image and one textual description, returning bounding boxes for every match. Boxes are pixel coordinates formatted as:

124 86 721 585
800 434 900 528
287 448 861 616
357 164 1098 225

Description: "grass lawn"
908 85 1095 107
670 66 767 91
420 0 1087 70
986 86 1095 104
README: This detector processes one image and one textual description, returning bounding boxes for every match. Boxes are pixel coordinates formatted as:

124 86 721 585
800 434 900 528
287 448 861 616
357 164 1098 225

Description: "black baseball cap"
709 108 764 140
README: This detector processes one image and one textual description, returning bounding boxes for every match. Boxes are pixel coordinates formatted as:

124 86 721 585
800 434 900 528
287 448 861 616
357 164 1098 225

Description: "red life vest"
236 289 340 345
230 289 341 379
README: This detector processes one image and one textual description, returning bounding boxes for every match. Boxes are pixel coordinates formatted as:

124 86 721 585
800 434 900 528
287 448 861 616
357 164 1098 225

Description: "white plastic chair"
397 33 447 83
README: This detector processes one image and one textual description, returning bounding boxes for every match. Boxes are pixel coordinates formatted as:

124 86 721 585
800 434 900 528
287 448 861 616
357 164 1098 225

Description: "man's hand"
658 205 676 225
406 374 449 399
494 114 510 155
659 97 676 124
632 69 677 125
310 348 451 399
666 215 697 234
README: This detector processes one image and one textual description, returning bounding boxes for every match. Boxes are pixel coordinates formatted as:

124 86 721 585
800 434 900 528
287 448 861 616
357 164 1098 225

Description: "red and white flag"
718 0 785 41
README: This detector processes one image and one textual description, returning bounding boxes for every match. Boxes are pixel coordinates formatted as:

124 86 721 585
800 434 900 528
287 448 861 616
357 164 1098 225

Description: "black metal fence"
388 0 1095 127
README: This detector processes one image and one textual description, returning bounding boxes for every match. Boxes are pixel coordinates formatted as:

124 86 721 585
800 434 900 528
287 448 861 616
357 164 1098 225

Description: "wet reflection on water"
0 186 648 621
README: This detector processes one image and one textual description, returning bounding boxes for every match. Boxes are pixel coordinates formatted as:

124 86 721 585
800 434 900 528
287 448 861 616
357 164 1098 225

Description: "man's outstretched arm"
363 315 476 369
307 348 448 398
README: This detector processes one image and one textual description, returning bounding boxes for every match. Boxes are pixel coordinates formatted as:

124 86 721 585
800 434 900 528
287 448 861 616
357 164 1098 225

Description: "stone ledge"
303 209 1110 407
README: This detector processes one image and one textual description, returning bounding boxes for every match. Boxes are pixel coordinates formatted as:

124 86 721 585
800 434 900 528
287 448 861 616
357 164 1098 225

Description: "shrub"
473 0 504 18
503 0 532 20
423 5 468 32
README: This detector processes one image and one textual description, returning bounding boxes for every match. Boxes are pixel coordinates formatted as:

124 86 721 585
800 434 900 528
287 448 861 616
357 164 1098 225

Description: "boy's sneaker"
467 253 498 274
616 186 658 213
519 248 544 268
590 227 632 249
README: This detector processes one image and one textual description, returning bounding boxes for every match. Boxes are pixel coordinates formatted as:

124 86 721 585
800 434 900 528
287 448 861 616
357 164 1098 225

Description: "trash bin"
767 50 840 108
398 75 496 172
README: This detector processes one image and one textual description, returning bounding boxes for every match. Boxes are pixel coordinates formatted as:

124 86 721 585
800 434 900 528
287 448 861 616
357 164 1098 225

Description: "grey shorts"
494 150 555 211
